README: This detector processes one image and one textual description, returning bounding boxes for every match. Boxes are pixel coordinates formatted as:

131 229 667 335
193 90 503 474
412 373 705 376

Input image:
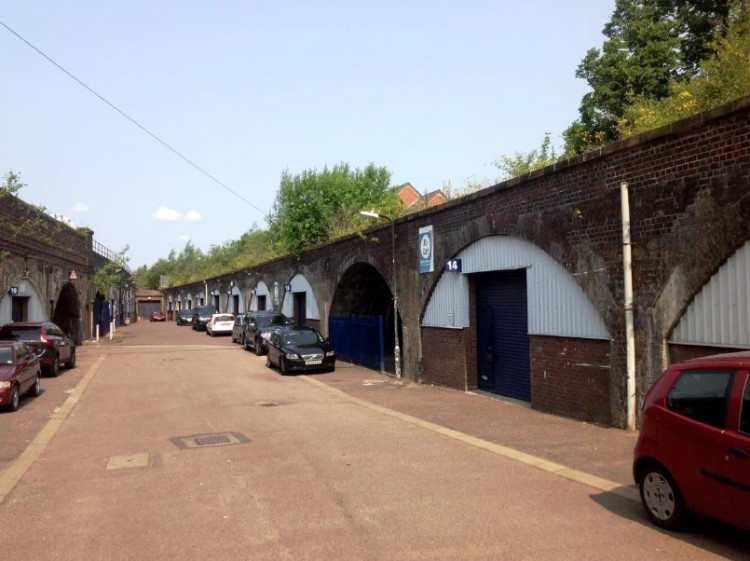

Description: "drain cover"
170 431 250 450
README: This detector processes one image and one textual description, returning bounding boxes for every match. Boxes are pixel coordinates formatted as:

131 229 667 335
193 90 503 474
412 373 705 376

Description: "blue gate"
329 314 385 371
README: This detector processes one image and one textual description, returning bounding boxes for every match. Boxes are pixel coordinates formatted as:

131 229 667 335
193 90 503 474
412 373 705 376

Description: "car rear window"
0 326 40 340
667 369 734 429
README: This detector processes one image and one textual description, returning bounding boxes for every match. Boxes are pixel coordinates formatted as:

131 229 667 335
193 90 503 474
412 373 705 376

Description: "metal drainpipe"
621 181 636 430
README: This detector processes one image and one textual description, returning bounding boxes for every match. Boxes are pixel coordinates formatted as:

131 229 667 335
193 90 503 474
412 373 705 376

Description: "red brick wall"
530 336 612 425
421 326 468 389
669 343 744 364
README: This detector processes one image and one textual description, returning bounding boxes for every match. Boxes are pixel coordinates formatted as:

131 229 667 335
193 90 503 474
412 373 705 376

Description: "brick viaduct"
166 97 750 428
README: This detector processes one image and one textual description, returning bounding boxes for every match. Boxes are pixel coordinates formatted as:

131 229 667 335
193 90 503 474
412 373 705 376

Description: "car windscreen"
0 347 12 364
283 330 323 346
0 326 39 340
257 315 289 327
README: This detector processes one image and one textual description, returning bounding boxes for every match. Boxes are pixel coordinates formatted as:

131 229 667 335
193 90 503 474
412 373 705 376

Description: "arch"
670 239 750 349
330 261 402 373
53 282 82 344
0 276 45 323
281 273 321 321
250 281 271 311
422 236 610 339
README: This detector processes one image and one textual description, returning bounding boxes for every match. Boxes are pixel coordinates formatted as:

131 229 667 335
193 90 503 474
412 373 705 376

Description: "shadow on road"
590 491 750 559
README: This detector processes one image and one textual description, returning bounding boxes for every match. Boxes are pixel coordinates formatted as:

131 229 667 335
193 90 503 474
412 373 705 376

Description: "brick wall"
421 326 468 389
530 336 612 425
164 97 750 427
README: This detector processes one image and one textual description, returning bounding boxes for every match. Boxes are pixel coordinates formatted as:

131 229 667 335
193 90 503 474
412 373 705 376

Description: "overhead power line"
0 19 265 215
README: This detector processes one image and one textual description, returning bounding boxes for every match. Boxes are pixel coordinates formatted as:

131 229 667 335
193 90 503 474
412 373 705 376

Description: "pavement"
88 322 640 497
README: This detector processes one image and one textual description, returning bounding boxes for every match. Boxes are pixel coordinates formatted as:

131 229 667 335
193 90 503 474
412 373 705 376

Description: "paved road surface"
0 320 747 560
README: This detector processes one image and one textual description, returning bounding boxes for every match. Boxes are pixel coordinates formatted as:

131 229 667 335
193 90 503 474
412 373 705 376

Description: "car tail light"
39 328 53 347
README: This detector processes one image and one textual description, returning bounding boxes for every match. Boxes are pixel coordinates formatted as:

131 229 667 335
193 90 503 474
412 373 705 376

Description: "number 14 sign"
444 258 462 272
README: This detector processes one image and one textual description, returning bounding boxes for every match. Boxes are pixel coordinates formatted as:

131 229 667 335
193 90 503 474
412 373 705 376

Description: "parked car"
265 326 336 375
0 321 76 377
176 309 193 326
206 314 235 336
149 310 166 322
231 313 252 345
0 341 42 412
191 305 217 331
633 350 750 532
242 311 290 355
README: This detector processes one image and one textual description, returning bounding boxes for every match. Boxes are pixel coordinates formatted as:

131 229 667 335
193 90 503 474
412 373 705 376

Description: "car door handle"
728 446 747 459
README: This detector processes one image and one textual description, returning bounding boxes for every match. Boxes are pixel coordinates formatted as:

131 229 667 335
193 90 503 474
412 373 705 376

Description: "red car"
0 341 42 412
149 311 166 322
633 351 750 531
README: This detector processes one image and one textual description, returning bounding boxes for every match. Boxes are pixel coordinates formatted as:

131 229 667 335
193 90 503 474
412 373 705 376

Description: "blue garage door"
476 269 530 401
329 314 384 371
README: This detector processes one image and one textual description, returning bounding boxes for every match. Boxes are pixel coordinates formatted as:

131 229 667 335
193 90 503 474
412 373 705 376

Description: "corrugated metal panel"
671 240 750 348
422 236 610 339
281 274 321 320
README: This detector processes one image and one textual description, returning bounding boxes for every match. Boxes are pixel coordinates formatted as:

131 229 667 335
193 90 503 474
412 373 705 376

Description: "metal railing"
93 239 131 273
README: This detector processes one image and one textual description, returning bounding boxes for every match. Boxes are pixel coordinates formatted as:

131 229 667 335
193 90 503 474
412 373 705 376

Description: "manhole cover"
170 431 250 450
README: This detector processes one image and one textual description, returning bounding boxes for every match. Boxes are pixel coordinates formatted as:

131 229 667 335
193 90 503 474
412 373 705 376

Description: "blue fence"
329 314 384 371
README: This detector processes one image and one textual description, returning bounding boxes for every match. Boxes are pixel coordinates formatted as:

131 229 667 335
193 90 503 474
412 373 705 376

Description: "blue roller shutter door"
476 270 531 401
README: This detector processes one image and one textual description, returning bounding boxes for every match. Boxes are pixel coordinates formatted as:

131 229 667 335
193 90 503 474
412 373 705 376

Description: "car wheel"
5 384 20 411
48 355 60 377
65 348 76 369
30 373 42 397
254 338 263 356
265 354 272 369
639 465 688 530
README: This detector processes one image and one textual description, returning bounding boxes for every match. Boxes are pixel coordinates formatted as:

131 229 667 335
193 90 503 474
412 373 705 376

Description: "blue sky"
1 1 615 269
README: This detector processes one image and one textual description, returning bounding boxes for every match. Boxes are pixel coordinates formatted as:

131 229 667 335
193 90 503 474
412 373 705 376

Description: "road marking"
0 354 107 505
302 376 639 503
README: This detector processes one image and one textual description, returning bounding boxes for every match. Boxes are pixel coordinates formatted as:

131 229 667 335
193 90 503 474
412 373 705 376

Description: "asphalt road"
0 320 747 560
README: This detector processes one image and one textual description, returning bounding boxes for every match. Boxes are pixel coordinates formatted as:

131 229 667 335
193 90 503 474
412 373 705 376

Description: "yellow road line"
0 354 107 505
302 376 639 503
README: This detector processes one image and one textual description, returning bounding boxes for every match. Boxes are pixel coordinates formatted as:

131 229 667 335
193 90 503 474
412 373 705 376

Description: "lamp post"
360 210 401 378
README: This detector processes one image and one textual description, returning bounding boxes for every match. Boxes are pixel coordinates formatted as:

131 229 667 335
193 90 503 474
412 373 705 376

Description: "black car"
231 313 252 345
191 305 217 331
265 326 336 375
242 311 290 355
176 309 193 326
0 321 76 377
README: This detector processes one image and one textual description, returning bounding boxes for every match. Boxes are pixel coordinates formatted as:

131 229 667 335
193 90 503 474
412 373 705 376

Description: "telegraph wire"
0 19 265 215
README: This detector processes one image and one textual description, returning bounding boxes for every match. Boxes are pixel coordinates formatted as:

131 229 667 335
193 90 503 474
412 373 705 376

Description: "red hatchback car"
633 351 750 531
0 340 42 412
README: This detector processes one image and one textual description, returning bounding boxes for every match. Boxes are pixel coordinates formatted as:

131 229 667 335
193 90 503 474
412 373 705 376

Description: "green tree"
564 0 731 155
494 133 558 180
618 1 750 136
267 163 403 256
92 246 130 295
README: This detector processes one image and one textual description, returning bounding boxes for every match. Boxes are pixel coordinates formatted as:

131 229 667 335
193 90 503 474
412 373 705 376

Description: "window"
667 369 734 429
740 377 750 436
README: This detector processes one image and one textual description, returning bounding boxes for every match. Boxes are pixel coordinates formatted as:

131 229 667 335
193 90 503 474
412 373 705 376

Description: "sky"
1 1 616 269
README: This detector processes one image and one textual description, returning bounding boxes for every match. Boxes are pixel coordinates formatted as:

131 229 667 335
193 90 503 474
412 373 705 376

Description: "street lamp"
360 210 401 378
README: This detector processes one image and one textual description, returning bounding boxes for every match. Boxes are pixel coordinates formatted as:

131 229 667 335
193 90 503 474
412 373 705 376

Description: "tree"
494 133 558 180
618 1 750 136
267 163 404 256
92 246 130 295
564 0 731 155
